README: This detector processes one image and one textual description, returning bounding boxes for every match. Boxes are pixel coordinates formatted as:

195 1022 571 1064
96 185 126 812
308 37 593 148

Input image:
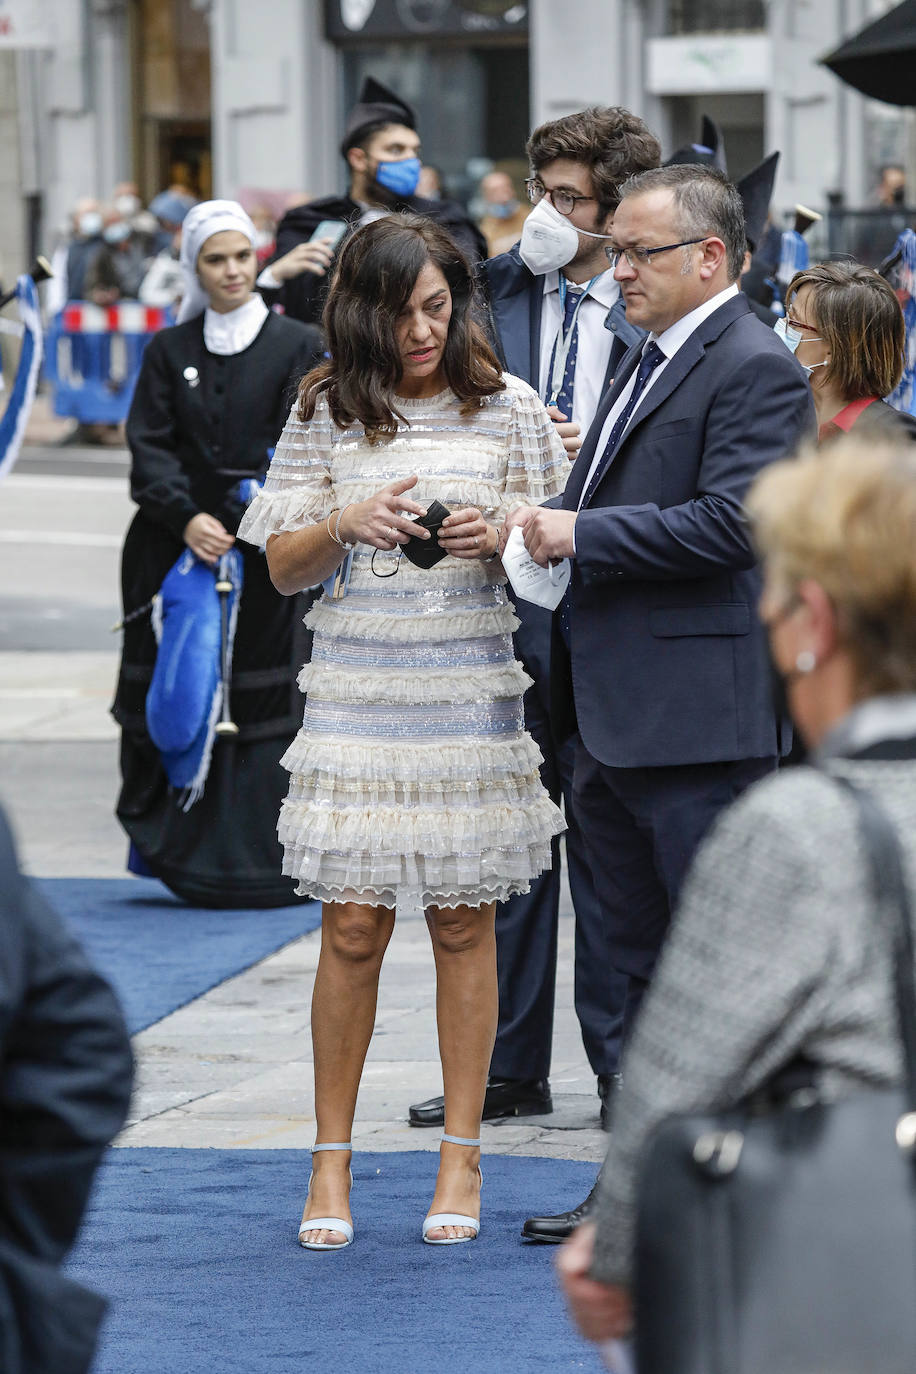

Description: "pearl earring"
795 650 817 674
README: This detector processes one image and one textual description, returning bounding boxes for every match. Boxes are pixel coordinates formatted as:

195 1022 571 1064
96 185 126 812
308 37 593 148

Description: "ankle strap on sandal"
442 1134 481 1147
311 1141 353 1152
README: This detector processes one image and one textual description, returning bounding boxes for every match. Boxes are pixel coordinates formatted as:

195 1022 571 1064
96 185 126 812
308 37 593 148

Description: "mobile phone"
309 220 349 248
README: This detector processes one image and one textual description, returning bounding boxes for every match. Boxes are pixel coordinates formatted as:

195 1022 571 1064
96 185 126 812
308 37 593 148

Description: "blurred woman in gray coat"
558 435 916 1347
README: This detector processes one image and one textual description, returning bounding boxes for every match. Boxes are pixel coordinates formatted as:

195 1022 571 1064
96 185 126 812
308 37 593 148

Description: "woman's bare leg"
424 901 498 1240
300 899 395 1244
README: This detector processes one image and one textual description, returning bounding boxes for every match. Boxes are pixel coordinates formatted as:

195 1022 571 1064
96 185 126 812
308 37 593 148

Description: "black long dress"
113 308 323 907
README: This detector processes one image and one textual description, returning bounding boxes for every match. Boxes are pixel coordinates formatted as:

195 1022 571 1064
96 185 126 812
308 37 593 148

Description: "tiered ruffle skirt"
280 550 565 909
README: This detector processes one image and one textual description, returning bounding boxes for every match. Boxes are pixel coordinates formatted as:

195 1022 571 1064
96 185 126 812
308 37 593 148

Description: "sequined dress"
237 375 568 909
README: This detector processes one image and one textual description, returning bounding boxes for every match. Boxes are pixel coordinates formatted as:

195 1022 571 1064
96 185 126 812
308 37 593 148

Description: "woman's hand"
183 513 235 565
269 239 337 284
556 1222 633 1345
337 475 430 550
438 507 498 560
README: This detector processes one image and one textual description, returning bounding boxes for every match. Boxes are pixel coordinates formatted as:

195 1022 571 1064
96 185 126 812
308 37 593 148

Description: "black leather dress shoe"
408 1076 552 1128
521 1176 602 1243
597 1073 622 1132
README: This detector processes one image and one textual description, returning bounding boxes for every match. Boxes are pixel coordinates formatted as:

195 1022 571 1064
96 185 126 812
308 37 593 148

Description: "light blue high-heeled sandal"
298 1142 354 1251
422 1134 482 1246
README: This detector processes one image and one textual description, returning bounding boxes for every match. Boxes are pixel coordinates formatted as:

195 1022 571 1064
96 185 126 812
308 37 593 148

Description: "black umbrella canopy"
821 0 916 106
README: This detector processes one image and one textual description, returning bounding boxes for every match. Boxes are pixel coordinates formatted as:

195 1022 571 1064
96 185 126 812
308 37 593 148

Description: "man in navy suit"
510 164 815 1240
409 108 660 1133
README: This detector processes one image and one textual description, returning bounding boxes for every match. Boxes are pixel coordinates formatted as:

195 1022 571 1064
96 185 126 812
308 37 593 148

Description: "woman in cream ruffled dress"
238 215 568 1250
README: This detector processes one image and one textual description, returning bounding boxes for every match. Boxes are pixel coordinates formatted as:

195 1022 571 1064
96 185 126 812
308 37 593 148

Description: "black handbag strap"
832 775 916 1113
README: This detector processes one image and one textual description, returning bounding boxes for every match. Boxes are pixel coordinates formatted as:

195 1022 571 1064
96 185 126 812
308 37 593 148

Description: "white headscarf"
177 199 258 324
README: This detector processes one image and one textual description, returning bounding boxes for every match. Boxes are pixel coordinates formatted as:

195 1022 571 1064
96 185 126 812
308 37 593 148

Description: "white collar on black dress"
203 294 269 356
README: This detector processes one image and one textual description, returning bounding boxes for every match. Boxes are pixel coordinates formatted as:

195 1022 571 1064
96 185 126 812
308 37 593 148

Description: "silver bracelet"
481 526 500 563
326 505 354 551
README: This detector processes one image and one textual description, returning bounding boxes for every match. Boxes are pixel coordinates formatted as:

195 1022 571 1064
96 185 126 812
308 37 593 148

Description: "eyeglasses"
525 178 597 217
605 237 710 270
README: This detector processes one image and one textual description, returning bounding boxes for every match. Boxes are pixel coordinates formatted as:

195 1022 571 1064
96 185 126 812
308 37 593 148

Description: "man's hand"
183 513 235 565
268 238 337 284
523 508 577 565
556 1222 633 1345
499 504 538 553
547 404 582 459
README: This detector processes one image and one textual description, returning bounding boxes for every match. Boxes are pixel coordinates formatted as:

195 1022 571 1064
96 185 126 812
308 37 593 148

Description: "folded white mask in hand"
501 525 570 611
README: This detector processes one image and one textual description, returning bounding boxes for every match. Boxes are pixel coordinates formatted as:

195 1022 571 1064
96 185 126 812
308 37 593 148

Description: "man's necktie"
547 285 584 419
579 341 666 508
559 340 666 646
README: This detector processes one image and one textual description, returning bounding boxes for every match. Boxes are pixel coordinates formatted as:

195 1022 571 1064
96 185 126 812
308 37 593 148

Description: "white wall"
210 0 338 200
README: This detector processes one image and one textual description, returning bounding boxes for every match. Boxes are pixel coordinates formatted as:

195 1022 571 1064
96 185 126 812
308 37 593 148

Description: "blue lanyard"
548 275 598 406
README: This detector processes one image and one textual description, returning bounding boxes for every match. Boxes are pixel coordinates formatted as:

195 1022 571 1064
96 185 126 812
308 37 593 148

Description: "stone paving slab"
0 651 119 740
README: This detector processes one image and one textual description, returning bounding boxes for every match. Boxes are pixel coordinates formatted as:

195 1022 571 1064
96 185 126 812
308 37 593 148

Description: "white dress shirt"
538 269 619 433
578 282 740 508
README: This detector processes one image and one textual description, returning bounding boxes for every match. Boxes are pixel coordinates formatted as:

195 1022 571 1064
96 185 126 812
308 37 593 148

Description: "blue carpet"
37 878 322 1033
67 1149 601 1374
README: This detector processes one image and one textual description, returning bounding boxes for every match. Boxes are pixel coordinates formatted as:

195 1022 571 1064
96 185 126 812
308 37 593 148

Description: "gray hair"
616 165 746 281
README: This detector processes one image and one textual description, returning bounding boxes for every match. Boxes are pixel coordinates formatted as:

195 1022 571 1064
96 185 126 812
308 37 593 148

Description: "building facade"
0 0 911 289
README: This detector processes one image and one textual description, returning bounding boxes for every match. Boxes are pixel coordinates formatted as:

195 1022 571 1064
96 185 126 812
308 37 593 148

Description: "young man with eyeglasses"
505 164 816 1242
408 108 661 1137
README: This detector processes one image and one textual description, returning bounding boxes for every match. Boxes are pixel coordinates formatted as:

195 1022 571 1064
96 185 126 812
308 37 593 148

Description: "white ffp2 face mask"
518 198 614 276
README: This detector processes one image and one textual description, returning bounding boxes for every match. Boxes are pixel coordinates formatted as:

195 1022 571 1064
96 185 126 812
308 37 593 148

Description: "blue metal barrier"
44 301 172 425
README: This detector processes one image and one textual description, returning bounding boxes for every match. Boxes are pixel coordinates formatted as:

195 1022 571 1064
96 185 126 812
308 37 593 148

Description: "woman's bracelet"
326 505 355 551
481 525 501 562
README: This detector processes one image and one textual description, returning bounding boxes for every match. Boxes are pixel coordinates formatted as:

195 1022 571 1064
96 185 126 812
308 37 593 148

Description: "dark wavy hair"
298 214 504 440
527 106 661 218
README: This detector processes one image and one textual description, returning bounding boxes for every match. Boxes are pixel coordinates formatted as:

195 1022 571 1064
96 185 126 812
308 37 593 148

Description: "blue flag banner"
887 228 916 418
0 274 42 482
776 229 809 287
146 548 244 808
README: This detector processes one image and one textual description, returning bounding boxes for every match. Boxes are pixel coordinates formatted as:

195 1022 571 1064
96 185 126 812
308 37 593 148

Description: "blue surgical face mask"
485 200 519 219
774 316 828 378
774 315 824 354
375 156 421 198
103 220 132 245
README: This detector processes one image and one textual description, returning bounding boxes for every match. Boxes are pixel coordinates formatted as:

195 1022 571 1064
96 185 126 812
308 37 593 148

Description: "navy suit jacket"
479 245 644 393
550 291 816 769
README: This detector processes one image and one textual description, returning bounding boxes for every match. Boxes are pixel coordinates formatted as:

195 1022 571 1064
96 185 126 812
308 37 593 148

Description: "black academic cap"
794 204 823 236
341 77 416 156
737 151 780 252
665 115 727 173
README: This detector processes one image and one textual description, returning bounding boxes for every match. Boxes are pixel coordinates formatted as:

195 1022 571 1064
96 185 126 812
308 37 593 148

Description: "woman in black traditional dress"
113 200 323 907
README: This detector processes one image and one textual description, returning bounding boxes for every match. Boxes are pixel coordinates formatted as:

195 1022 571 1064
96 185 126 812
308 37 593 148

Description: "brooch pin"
183 365 199 388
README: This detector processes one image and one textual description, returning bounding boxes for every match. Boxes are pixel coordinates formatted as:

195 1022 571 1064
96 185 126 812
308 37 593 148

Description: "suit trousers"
491 600 627 1081
572 741 776 1043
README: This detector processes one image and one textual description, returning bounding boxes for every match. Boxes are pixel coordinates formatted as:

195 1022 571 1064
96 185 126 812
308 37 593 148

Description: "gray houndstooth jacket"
589 695 916 1285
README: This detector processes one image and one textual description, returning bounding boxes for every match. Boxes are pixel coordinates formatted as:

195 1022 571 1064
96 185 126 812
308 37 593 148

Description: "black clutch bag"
634 776 916 1374
400 499 451 569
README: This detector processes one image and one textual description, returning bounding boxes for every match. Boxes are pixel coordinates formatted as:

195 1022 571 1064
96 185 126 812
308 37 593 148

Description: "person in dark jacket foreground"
0 806 133 1374
257 76 486 326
